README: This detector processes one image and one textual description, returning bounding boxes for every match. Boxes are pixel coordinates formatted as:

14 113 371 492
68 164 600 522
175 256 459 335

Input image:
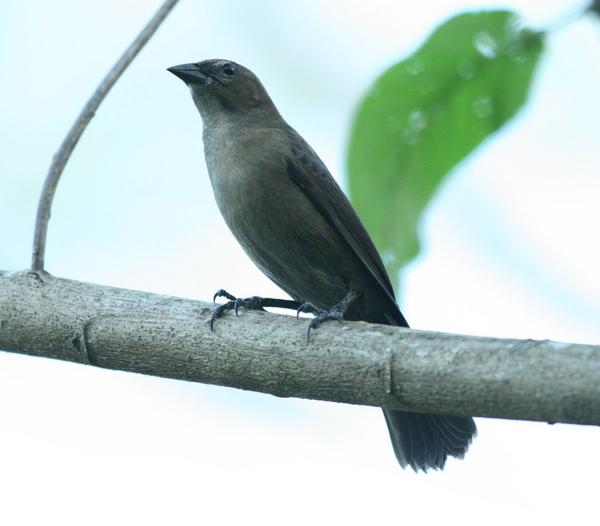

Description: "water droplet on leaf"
473 32 498 59
473 96 493 118
382 250 396 266
405 58 424 76
408 110 427 132
400 127 419 146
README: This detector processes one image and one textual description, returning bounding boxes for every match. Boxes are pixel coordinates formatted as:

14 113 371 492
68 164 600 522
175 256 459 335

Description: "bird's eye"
222 63 236 77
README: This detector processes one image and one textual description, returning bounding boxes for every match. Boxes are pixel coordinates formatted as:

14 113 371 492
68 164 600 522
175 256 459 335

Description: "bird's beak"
167 63 208 85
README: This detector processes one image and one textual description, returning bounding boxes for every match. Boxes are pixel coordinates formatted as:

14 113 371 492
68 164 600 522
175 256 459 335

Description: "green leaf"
347 10 544 291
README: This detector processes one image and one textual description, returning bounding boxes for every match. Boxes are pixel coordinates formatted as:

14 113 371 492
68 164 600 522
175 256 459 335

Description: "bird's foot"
305 290 359 340
306 307 344 339
210 289 304 330
296 301 321 318
210 289 267 330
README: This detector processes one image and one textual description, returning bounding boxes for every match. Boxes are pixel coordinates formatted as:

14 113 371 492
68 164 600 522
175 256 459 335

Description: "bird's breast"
202 127 360 307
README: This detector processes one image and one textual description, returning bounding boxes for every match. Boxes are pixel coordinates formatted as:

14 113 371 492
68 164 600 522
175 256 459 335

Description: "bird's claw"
296 301 320 319
209 300 236 330
306 306 344 340
210 291 266 331
213 289 236 303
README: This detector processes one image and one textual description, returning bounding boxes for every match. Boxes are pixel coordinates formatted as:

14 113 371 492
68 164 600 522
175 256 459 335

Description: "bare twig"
31 0 181 272
1 270 599 426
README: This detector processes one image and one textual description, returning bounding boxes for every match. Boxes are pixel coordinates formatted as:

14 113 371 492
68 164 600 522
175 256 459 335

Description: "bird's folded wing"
283 129 408 327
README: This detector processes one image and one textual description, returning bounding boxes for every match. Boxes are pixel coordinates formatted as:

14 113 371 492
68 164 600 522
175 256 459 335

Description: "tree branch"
1 270 598 425
31 0 181 273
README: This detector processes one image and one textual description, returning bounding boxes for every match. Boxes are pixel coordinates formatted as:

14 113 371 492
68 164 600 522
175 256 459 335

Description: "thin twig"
543 0 600 34
31 0 181 272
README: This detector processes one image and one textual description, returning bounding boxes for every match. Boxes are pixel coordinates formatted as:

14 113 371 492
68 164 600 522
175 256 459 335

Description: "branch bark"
31 0 180 272
1 270 598 425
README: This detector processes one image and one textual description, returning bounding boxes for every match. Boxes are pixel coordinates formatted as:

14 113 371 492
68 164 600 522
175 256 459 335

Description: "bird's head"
168 59 276 125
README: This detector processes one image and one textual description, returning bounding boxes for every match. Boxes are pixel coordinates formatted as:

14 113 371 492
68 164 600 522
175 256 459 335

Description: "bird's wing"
282 128 408 327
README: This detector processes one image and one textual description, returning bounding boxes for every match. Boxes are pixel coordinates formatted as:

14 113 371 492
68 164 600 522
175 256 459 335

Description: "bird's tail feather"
382 409 476 472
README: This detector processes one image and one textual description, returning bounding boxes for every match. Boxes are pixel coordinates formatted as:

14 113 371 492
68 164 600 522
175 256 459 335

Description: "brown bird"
168 59 476 471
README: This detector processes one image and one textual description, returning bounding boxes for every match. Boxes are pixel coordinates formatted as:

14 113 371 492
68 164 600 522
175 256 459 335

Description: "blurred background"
1 0 599 524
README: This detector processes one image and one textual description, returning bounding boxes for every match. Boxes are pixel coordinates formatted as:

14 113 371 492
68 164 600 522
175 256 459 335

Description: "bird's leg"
210 289 305 330
306 289 360 340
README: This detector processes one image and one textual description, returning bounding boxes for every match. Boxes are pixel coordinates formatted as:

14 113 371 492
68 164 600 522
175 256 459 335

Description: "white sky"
1 0 599 524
